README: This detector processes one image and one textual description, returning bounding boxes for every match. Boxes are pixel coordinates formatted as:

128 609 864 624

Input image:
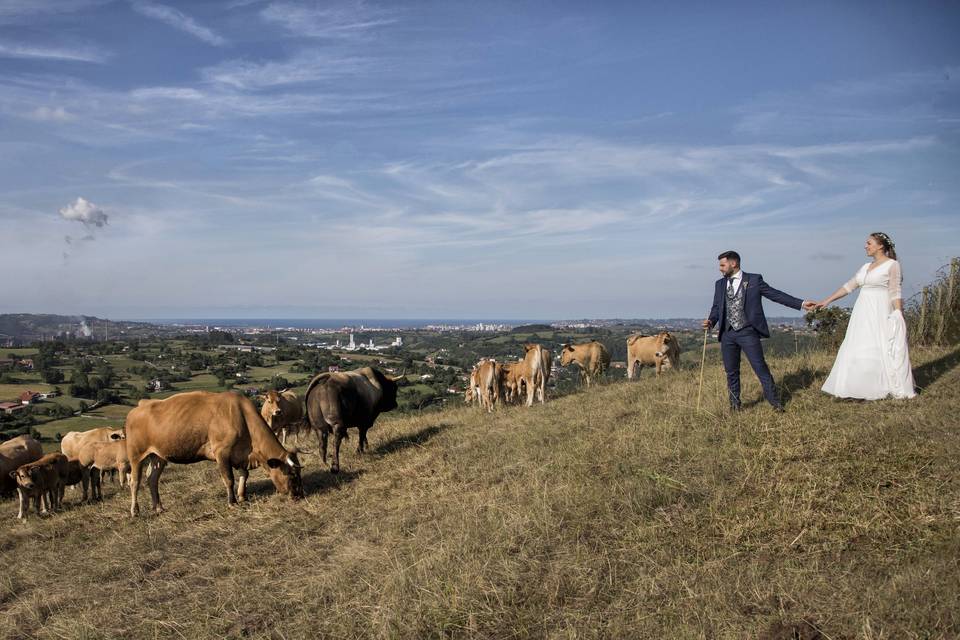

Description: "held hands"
802 300 828 311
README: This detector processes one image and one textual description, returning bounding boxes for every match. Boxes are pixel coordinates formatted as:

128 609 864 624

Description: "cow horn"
391 369 407 381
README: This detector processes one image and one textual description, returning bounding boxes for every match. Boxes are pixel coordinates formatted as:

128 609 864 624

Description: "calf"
90 440 131 499
10 454 66 519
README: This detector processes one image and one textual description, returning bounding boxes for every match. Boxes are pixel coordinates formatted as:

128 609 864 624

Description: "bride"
817 232 916 400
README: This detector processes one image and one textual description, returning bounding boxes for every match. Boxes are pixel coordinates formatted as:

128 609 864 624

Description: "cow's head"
559 344 576 366
464 386 474 403
109 429 126 441
11 466 42 489
369 368 400 413
523 343 537 353
266 451 304 500
262 390 282 419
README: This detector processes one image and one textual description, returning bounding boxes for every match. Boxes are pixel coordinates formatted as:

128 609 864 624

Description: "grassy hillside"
1 347 958 639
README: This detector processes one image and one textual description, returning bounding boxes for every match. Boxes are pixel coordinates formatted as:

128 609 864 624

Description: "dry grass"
1 348 958 639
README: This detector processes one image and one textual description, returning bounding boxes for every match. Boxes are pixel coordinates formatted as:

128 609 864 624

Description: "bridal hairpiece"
873 232 895 249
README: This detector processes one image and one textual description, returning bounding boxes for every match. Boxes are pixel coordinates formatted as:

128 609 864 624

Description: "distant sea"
142 318 548 330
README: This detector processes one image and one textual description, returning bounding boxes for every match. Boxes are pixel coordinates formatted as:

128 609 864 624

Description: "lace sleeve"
888 260 902 302
842 268 861 294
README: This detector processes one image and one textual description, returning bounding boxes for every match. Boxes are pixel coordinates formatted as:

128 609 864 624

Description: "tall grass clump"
906 257 960 347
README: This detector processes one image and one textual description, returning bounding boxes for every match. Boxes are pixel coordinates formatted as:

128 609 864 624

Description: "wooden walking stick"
697 326 709 412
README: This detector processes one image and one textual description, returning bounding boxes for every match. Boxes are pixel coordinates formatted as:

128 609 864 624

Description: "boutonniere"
742 280 749 289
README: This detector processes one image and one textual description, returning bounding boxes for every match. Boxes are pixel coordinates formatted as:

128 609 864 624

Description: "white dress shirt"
727 270 744 295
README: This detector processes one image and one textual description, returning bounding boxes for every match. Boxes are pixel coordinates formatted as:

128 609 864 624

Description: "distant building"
328 365 340 372
0 401 26 415
19 390 39 405
18 359 34 370
39 391 59 399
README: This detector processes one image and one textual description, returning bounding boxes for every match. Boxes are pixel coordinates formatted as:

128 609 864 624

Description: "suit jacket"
708 272 803 340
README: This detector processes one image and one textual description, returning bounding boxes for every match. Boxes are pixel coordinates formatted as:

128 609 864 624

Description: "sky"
1 0 958 320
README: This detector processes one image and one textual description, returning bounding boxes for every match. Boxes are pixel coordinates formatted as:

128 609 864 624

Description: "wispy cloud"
0 42 108 62
201 51 372 89
131 1 227 46
27 105 74 121
0 0 107 24
260 1 399 39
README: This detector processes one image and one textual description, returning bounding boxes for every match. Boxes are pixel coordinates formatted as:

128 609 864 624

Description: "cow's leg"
16 487 27 520
281 427 287 446
215 451 237 505
357 427 369 454
80 467 90 502
331 425 347 473
32 491 42 516
237 466 249 503
147 458 167 514
129 458 144 517
320 424 330 466
90 468 101 501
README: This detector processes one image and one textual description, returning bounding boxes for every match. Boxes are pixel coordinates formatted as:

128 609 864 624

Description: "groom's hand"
801 300 817 311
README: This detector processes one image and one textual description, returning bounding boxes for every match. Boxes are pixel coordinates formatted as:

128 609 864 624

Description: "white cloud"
59 197 108 228
27 106 74 121
0 42 107 62
131 1 227 46
202 51 372 90
260 1 398 39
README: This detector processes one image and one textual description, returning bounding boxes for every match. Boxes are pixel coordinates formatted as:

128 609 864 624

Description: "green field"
2 345 957 638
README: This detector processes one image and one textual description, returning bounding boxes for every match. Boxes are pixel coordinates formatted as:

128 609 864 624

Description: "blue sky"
1 0 958 319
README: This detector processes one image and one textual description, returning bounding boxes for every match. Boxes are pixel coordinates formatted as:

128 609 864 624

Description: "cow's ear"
8 470 16 479
266 458 282 469
110 433 122 440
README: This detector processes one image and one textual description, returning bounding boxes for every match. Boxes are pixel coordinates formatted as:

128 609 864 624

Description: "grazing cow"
10 453 67 519
260 389 306 445
519 344 552 406
0 434 43 495
124 391 304 517
88 440 132 499
465 365 482 406
472 360 500 412
61 427 125 502
627 332 682 379
559 341 611 387
304 367 399 473
499 361 525 404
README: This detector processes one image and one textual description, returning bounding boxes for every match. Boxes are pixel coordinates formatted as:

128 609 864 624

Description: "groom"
703 251 817 412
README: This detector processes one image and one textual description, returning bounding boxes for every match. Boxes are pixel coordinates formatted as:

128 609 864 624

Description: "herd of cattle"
1 332 680 520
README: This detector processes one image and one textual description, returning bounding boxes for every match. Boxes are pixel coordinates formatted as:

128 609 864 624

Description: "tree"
42 367 64 384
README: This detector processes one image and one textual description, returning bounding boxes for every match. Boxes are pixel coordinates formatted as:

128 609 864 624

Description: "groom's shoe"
771 404 785 413
730 402 742 413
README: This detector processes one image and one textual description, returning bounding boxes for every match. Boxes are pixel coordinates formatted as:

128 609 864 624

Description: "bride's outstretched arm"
819 273 860 307
819 286 850 307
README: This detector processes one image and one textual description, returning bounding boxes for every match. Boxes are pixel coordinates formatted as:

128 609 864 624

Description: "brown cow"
61 427 126 502
303 367 399 473
0 434 43 495
559 341 610 387
260 389 306 445
473 360 500 412
499 361 525 404
10 453 67 519
519 344 552 406
124 391 304 517
58 459 84 505
627 332 682 379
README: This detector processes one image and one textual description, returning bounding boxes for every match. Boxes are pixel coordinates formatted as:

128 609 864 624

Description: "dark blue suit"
708 272 803 408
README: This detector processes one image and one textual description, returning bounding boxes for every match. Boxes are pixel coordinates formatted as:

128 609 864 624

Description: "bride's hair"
870 232 897 260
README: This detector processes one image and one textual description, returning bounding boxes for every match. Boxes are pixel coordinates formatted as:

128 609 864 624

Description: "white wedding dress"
822 259 916 400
